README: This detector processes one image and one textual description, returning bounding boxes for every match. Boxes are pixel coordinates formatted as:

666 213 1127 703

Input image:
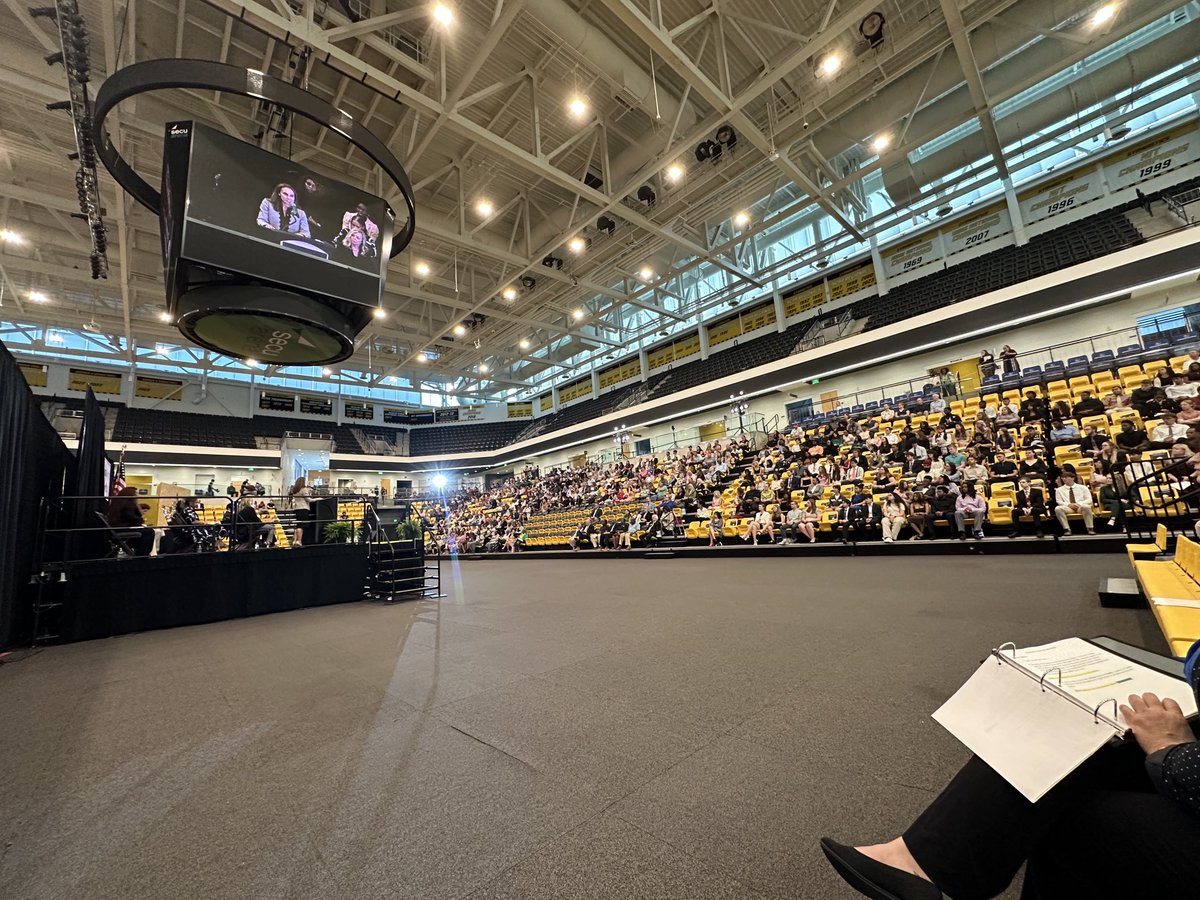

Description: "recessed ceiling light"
414 260 431 277
28 290 48 303
567 95 588 119
638 266 654 281
0 229 24 244
733 211 750 228
159 310 172 322
432 2 454 27
475 198 494 218
501 286 517 301
373 307 387 319
572 308 584 320
453 323 468 336
819 53 841 76
871 133 891 153
519 338 530 350
1090 3 1116 27
665 163 684 183
567 236 586 254
417 352 429 363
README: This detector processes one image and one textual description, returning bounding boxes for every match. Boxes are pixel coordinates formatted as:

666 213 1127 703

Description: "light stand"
729 392 750 435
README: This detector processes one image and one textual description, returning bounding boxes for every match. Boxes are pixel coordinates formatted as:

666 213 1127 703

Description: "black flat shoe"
819 838 942 900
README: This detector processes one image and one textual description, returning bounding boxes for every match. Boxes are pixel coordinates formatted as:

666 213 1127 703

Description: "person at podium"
256 183 311 238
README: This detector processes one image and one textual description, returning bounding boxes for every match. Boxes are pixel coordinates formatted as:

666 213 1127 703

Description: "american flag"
112 452 126 494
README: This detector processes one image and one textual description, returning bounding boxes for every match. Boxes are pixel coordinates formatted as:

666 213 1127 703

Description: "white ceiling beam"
322 9 425 43
938 0 1009 180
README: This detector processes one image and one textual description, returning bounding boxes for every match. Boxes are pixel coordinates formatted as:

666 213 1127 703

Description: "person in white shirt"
1054 473 1095 535
879 404 896 422
1165 375 1199 401
928 392 946 414
745 504 775 545
994 402 1020 427
1151 412 1190 448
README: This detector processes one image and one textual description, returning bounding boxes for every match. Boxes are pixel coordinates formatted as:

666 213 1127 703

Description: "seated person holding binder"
820 639 1200 900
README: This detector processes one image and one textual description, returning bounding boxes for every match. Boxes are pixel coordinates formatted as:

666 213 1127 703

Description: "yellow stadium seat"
1127 524 1171 566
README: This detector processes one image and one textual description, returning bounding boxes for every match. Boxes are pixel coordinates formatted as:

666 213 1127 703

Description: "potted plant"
323 520 356 544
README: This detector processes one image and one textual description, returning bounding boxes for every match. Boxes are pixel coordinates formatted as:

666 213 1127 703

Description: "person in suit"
837 485 872 543
820 639 1200 900
256 183 311 237
1008 477 1047 537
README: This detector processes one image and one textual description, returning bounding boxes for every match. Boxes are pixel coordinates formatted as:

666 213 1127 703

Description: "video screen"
179 123 394 306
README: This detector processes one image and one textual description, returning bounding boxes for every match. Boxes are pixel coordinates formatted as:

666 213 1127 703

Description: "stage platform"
39 544 369 644
445 532 1130 561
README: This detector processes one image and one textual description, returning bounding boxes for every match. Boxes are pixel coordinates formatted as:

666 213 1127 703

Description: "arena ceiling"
0 0 1196 404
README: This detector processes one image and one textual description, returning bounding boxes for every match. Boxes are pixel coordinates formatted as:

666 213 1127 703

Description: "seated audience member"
1166 374 1199 401
745 504 775 545
1054 472 1095 535
106 487 155 556
706 510 724 547
906 492 929 540
1153 365 1179 388
1020 425 1045 450
1017 449 1047 479
837 485 872 543
1009 477 1047 537
1115 417 1151 453
234 497 276 549
569 517 594 551
927 486 956 539
954 483 986 539
1071 390 1106 418
1078 423 1108 457
1177 397 1200 425
820 640 1200 900
928 392 946 414
881 493 907 543
1104 384 1133 411
975 399 996 422
994 401 1020 428
960 456 988 485
1047 417 1080 445
943 444 966 468
989 451 1017 480
1091 459 1125 528
993 426 1016 453
879 403 896 423
1131 378 1159 415
1188 361 1200 383
163 496 212 554
939 408 963 430
1019 390 1048 424
1151 411 1189 449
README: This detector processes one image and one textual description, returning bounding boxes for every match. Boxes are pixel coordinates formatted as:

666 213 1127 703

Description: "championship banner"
68 367 122 395
459 405 485 421
1102 122 1200 190
1019 169 1102 223
739 302 776 334
538 393 553 412
506 402 533 418
18 362 48 387
672 333 701 359
599 359 640 388
559 378 592 403
707 317 742 347
135 375 183 400
942 204 1010 255
883 233 943 278
828 263 876 299
782 283 825 319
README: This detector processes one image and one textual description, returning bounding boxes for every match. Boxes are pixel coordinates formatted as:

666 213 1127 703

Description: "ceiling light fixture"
871 133 892 153
414 260 431 277
733 211 750 228
29 290 49 303
859 10 887 48
664 162 684 183
501 286 517 301
417 352 429 363
245 358 258 367
453 323 468 337
567 95 588 119
431 2 454 27
478 363 489 374
638 266 655 282
818 52 842 76
373 307 387 319
159 310 172 322
475 198 494 217
572 308 584 320
567 236 587 254
0 229 24 244
321 367 332 375
1090 3 1117 27
519 338 530 350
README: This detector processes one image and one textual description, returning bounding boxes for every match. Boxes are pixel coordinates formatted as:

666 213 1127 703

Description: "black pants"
1009 506 1046 534
904 738 1200 900
116 526 155 556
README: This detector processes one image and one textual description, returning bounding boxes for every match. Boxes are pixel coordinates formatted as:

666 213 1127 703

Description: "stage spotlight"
520 274 537 289
541 255 563 270
715 124 737 151
596 215 615 234
664 162 684 183
859 10 886 48
636 185 656 206
694 140 721 163
501 286 517 301
431 473 448 490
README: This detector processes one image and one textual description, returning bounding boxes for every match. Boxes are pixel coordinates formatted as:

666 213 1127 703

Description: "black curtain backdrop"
0 343 72 648
68 388 110 562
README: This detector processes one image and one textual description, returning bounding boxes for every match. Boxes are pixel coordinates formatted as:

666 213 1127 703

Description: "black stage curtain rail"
0 343 72 648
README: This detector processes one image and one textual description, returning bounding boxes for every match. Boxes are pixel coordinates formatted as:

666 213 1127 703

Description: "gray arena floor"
0 555 1162 899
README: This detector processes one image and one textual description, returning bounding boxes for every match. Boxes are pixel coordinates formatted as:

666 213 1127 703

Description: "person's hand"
1119 693 1194 755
